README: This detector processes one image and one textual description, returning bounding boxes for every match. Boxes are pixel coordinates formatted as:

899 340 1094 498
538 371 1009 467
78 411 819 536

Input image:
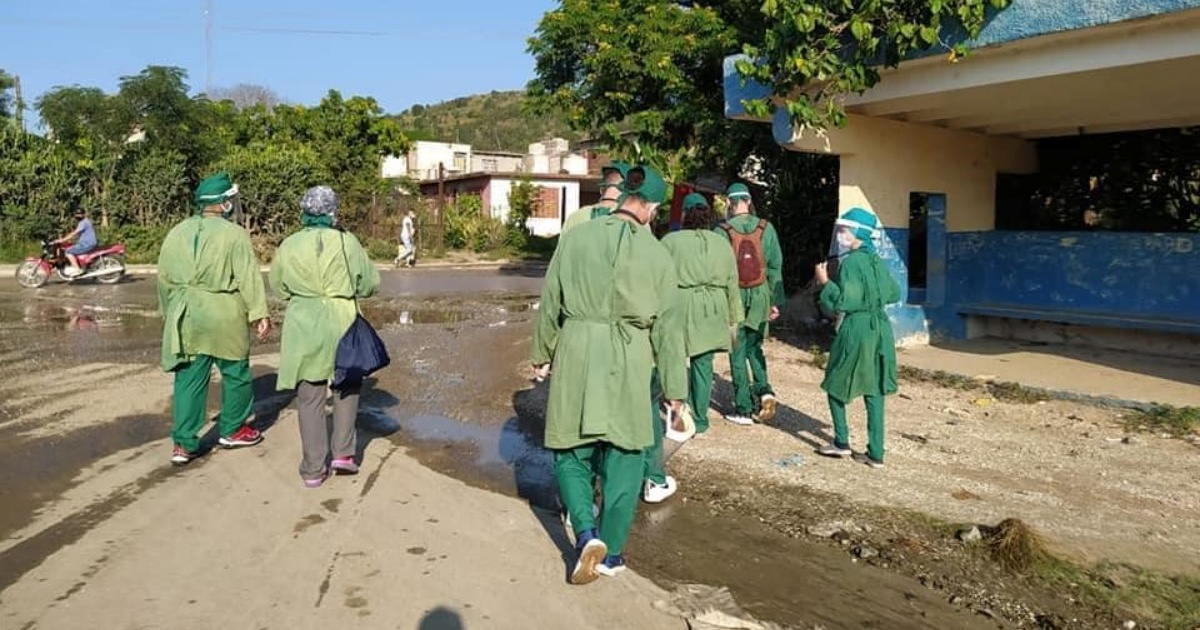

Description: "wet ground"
0 268 1174 629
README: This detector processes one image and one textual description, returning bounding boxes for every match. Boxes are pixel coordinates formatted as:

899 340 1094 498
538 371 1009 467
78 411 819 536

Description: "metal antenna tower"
204 0 214 93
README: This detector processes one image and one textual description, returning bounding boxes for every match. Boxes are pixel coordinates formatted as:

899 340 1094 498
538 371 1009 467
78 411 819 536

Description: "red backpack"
719 219 768 288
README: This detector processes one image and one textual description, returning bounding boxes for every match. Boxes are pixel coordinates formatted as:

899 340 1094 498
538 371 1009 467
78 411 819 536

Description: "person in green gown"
271 186 381 487
530 164 687 585
814 207 900 469
158 173 270 465
559 162 630 235
661 193 744 436
716 183 785 425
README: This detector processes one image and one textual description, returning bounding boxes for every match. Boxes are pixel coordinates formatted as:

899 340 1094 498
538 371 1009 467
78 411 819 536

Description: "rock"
1122 621 1136 630
1122 436 1138 445
956 526 983 543
949 595 962 605
853 545 879 559
807 520 860 538
944 407 971 418
976 608 996 619
899 392 914 400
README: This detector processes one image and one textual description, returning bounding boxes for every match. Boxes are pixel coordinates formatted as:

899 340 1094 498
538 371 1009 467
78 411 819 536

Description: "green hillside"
391 90 586 153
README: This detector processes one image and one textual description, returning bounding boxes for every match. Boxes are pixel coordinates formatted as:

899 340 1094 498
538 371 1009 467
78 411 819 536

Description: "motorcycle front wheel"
15 261 49 288
94 256 125 285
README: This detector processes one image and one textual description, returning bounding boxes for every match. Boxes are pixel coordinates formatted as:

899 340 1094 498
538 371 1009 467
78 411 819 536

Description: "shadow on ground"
709 374 835 450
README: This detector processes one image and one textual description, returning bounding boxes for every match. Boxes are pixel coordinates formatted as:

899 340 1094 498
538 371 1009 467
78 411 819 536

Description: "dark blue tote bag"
333 233 390 390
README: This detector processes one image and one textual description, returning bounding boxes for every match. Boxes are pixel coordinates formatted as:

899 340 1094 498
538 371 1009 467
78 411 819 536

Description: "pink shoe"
303 469 329 488
331 457 359 475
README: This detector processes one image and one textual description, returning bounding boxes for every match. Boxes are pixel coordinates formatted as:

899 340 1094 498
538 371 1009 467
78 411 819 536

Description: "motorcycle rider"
54 208 98 277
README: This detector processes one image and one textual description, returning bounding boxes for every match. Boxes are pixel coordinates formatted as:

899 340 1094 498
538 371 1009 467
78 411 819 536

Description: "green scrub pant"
828 393 885 462
643 369 666 486
554 443 644 556
171 355 253 452
731 326 774 415
688 351 716 433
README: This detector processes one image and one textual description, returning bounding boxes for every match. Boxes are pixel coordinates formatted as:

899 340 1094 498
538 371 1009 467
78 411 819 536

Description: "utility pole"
436 162 447 257
204 0 215 94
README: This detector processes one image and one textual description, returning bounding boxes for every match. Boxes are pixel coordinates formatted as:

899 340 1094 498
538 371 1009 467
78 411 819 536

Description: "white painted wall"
487 178 582 237
381 155 408 178
780 113 1037 231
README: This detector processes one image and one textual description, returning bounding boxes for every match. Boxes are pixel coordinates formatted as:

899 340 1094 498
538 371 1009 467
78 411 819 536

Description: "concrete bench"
957 303 1200 335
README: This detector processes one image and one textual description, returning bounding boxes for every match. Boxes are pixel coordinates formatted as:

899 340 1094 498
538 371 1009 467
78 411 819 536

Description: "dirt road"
2 269 1196 630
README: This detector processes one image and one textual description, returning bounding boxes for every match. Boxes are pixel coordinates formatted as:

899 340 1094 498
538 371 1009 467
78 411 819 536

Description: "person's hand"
814 261 830 285
255 318 271 341
532 363 551 382
769 306 781 321
669 400 686 432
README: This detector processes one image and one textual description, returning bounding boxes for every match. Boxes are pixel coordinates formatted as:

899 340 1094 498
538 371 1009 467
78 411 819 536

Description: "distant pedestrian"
814 207 900 469
396 208 417 268
271 186 381 488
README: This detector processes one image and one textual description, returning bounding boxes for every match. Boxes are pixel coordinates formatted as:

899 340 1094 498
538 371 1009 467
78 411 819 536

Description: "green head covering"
620 164 668 204
599 161 630 192
726 182 751 200
681 192 708 212
194 172 239 210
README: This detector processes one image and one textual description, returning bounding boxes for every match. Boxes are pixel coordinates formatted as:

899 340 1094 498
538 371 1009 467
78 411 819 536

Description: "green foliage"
443 194 508 253
504 178 539 250
97 223 172 264
0 69 14 120
1122 405 1200 437
526 1 738 178
392 91 583 152
998 127 1200 233
2 65 414 260
738 0 1012 131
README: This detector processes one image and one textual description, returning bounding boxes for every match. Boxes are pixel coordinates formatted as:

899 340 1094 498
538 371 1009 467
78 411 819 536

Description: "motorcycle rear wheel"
94 256 125 285
15 261 48 289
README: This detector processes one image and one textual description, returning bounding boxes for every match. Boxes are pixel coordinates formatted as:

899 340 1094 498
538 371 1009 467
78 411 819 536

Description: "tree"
0 70 14 121
737 0 1011 131
205 83 284 110
36 85 135 226
216 141 330 239
526 1 740 179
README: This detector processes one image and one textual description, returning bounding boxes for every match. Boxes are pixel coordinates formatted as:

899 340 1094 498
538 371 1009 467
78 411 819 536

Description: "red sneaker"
218 425 263 449
170 445 198 466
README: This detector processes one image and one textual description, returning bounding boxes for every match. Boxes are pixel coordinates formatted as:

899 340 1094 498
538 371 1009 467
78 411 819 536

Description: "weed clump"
988 518 1050 573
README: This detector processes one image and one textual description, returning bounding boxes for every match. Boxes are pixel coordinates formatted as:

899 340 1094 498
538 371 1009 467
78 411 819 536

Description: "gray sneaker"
818 443 853 458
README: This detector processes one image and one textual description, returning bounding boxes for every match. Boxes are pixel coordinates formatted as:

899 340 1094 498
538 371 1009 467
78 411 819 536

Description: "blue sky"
2 0 558 129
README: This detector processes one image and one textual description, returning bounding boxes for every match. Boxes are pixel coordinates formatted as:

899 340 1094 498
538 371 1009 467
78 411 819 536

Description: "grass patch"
1035 558 1200 630
807 345 828 369
1121 405 1200 437
892 365 1050 404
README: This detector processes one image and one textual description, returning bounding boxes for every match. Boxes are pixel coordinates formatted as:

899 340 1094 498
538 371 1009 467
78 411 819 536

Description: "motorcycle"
15 239 127 289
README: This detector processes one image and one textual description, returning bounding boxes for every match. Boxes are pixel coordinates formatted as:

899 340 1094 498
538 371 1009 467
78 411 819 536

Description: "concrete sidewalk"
898 338 1200 408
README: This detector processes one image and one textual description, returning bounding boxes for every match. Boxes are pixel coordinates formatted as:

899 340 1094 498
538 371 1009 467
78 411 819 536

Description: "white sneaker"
725 414 754 426
62 267 82 277
570 538 607 585
643 475 677 504
758 394 778 422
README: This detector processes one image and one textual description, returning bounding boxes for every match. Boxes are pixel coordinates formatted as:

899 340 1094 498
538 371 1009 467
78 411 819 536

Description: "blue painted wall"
869 228 1200 341
929 231 1200 339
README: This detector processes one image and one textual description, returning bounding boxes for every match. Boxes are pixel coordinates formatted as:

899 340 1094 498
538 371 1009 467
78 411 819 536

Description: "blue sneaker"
596 554 626 577
570 529 607 585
